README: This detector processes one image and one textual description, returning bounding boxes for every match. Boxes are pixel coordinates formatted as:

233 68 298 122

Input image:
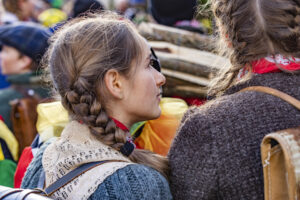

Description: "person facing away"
21 12 172 200
2 0 49 22
168 0 300 199
0 22 52 131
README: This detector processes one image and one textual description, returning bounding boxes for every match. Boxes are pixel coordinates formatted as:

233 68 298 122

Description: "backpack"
240 86 300 200
10 97 40 157
10 86 42 156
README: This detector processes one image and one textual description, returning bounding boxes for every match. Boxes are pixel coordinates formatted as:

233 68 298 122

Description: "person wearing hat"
71 0 104 18
150 0 197 26
0 22 52 131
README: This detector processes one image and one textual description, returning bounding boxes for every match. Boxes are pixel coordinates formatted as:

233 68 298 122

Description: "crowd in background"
0 0 202 189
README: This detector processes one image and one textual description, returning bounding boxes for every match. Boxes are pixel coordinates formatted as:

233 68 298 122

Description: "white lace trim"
265 55 300 66
42 121 133 200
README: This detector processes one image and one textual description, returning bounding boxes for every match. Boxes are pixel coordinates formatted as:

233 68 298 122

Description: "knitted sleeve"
89 164 173 200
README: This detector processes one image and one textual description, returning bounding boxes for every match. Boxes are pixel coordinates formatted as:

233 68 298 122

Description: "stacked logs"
138 22 230 98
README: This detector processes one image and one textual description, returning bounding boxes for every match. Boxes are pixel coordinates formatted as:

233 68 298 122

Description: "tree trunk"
139 22 215 51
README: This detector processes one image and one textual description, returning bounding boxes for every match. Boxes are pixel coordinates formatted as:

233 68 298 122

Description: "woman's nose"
156 71 166 87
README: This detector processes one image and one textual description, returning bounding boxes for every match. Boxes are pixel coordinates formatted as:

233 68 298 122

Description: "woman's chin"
142 108 161 121
151 108 162 119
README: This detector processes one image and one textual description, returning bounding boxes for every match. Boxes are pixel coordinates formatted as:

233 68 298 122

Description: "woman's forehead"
139 38 151 58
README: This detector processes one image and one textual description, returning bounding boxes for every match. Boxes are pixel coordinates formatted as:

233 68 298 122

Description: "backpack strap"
240 86 300 110
43 160 127 196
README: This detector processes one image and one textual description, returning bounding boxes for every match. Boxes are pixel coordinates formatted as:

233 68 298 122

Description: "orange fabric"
134 98 188 156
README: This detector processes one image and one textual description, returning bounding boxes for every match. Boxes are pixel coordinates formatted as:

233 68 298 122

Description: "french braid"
209 0 300 96
46 12 169 178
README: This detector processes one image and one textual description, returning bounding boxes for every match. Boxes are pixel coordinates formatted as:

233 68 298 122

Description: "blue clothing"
22 141 172 200
0 72 9 89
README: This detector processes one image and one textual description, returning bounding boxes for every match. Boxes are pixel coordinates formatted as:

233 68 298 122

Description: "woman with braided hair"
169 0 300 199
21 12 172 200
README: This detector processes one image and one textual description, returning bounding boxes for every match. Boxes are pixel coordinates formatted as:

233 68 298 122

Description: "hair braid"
209 0 300 96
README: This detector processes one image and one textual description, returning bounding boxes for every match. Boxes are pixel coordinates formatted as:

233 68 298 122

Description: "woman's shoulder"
180 92 250 123
21 139 55 189
89 164 172 200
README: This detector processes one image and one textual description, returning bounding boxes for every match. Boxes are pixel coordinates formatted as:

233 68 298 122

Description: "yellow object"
0 120 19 161
36 101 69 142
38 8 67 27
0 145 4 161
134 97 188 156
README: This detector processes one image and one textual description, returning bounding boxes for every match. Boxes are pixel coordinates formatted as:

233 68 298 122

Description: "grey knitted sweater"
22 140 172 200
168 73 300 200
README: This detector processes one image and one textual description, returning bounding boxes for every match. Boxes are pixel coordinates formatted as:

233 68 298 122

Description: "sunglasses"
150 47 161 72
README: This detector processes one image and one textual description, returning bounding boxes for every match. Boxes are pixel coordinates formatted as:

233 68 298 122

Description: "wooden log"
161 68 210 87
150 41 229 77
163 85 207 98
138 22 215 51
164 76 197 87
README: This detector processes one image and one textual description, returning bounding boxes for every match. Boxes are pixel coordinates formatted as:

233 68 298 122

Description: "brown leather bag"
9 85 43 156
240 86 300 200
10 97 39 156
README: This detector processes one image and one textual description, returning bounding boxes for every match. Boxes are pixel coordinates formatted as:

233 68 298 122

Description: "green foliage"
196 0 213 34
198 0 209 4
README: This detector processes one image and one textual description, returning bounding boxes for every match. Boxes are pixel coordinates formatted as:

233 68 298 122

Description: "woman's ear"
19 55 32 70
104 69 124 99
13 55 32 73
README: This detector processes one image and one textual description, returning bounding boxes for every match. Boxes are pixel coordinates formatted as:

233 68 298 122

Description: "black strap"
44 160 126 195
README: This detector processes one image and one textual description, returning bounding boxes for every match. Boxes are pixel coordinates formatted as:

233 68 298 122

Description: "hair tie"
120 137 136 157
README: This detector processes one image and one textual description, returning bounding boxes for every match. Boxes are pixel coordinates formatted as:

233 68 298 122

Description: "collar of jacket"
6 71 42 85
224 72 300 97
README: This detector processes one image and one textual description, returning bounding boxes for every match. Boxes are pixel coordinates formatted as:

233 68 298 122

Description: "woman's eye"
149 60 154 67
146 59 154 69
149 58 161 72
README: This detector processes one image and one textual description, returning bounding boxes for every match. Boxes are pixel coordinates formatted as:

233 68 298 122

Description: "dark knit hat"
0 22 52 63
72 0 104 18
151 0 196 26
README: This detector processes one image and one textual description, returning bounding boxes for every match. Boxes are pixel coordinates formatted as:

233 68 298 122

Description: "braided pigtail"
209 0 300 96
64 79 169 177
47 12 169 178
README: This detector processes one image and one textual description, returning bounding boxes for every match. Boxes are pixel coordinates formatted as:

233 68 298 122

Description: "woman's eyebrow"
145 54 151 63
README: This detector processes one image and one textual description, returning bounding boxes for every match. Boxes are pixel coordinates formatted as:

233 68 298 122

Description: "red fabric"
0 116 3 121
14 147 33 188
111 118 129 132
135 143 142 149
172 96 206 106
252 55 300 74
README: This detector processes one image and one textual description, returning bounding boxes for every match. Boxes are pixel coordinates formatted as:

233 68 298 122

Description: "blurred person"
70 0 104 18
0 22 52 131
2 0 49 21
150 0 196 26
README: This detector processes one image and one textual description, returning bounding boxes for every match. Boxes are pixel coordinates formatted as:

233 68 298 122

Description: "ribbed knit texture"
22 141 172 200
168 72 300 200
